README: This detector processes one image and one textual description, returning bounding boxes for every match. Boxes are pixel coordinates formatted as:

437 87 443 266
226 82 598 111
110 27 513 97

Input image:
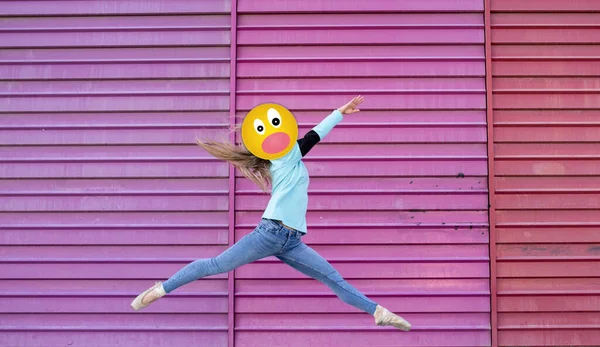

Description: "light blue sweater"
261 110 344 233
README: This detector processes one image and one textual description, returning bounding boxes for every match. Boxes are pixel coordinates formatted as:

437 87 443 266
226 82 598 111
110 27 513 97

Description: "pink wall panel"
489 0 600 346
0 1 231 346
234 2 489 347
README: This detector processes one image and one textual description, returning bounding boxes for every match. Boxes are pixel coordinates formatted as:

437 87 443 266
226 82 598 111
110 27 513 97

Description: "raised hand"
337 95 364 115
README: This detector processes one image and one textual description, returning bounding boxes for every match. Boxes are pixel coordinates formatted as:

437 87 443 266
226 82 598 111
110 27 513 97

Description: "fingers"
352 95 364 106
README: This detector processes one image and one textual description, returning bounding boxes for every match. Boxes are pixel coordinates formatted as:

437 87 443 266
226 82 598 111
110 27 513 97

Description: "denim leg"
277 241 378 315
163 222 283 293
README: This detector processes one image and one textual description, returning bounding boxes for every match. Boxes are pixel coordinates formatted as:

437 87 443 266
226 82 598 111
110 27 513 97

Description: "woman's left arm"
297 95 364 157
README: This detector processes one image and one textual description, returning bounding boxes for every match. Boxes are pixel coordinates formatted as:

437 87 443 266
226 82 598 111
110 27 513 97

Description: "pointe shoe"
374 305 412 331
130 282 166 311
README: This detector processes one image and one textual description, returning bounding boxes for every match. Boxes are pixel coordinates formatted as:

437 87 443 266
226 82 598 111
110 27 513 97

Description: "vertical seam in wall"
483 0 498 346
228 0 238 346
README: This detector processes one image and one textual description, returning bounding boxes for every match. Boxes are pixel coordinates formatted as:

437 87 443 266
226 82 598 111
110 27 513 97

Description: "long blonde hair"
197 139 271 193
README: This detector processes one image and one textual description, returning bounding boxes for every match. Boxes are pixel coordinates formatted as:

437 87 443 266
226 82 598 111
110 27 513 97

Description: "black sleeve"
297 130 321 157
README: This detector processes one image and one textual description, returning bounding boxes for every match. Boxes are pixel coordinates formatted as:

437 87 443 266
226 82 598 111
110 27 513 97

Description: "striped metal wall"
0 1 233 346
233 1 490 346
489 0 600 346
1 1 494 346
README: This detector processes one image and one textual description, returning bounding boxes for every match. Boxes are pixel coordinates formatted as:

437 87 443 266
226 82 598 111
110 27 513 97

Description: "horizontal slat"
236 262 489 279
1 228 229 245
492 44 600 59
237 77 485 91
492 13 600 25
0 245 224 261
0 146 218 161
238 61 485 77
0 47 230 63
498 278 600 294
0 95 229 112
0 212 228 228
493 77 600 90
237 194 487 211
236 227 489 245
235 331 490 347
0 263 228 280
492 28 600 44
493 94 600 109
0 162 228 179
238 0 484 12
236 211 489 227
498 312 600 328
0 62 230 80
0 128 227 145
0 313 228 329
499 330 600 347
235 296 490 313
238 160 488 177
497 262 600 277
494 109 600 124
496 227 600 244
0 0 231 16
498 295 600 312
0 112 229 128
236 278 490 294
495 160 600 176
0 297 227 313
237 28 483 45
0 30 230 48
1 279 227 294
237 176 488 192
496 176 600 192
236 312 489 329
495 144 600 158
239 13 483 26
491 0 600 11
0 331 227 347
496 193 600 210
0 80 229 94
0 178 229 195
0 195 229 211
497 210 600 226
497 244 600 259
0 15 230 30
492 61 600 76
238 45 484 59
237 93 486 110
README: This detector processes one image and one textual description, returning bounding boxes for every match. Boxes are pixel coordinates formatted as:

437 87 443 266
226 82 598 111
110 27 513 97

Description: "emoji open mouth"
261 132 291 154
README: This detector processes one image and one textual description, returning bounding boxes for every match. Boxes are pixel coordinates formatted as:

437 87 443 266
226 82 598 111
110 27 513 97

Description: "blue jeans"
163 218 378 315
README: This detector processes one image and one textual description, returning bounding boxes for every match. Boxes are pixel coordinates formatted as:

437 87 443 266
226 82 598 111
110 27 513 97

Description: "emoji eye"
267 108 282 128
253 119 266 135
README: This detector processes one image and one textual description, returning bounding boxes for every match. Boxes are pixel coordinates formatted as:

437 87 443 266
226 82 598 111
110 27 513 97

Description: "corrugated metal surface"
490 1 600 346
234 1 490 346
0 1 232 346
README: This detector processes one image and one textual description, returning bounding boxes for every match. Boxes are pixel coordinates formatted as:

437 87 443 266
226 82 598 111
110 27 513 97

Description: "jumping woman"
130 96 411 331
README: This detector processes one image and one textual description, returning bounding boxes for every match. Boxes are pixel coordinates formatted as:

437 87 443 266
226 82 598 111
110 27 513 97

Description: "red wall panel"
489 1 600 346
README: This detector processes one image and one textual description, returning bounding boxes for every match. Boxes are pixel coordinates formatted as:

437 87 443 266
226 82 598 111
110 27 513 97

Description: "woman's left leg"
277 238 411 331
276 240 377 315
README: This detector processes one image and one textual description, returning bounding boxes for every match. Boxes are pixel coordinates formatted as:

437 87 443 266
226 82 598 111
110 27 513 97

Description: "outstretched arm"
297 95 364 157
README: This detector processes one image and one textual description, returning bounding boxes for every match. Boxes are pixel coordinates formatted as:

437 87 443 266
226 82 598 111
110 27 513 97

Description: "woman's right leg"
163 225 279 293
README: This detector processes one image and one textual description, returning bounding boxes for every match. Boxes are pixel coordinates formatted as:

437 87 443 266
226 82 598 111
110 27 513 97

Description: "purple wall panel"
233 2 489 347
1 1 490 346
0 1 231 346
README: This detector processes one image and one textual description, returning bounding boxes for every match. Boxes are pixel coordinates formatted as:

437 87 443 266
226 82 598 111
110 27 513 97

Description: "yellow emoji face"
241 103 298 160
